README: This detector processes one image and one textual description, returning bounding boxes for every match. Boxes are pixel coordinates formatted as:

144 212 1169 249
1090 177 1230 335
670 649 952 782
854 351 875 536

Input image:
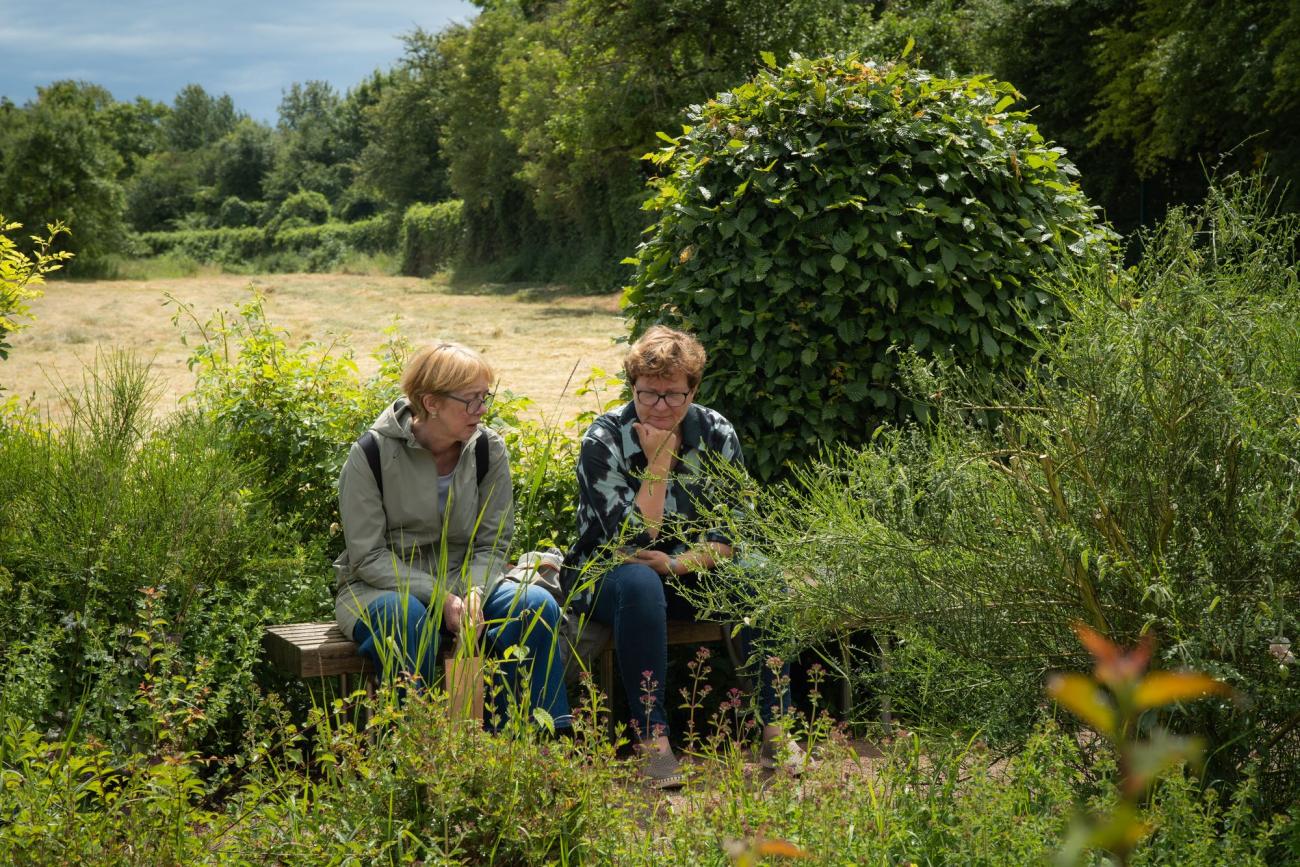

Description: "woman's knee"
512 583 562 624
610 563 665 607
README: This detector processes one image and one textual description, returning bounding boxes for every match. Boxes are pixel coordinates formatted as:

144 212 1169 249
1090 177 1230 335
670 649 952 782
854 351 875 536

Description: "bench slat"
263 622 373 679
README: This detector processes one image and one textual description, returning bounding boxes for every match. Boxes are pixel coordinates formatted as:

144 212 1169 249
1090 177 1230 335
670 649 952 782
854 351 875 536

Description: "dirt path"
3 273 629 424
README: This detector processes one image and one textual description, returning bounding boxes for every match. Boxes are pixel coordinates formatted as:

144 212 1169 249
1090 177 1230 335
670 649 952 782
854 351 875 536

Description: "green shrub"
0 352 322 749
275 215 394 257
273 189 330 228
139 225 268 264
400 199 464 277
217 195 256 228
1 216 71 364
692 177 1300 808
174 292 406 546
138 215 395 272
624 54 1113 479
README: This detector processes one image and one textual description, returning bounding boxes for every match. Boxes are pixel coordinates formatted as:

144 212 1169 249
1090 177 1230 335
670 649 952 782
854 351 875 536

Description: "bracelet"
668 556 680 576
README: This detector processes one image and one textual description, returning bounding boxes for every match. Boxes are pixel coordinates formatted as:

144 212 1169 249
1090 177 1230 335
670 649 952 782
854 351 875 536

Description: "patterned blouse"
562 400 744 611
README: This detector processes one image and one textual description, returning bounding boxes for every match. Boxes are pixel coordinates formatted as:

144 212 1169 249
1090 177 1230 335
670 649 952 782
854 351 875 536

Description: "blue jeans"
588 562 791 738
353 581 572 730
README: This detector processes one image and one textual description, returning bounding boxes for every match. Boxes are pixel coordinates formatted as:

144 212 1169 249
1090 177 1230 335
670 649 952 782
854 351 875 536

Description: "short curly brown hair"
623 325 707 389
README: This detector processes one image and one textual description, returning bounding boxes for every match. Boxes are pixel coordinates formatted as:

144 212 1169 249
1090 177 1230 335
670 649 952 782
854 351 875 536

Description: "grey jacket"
333 397 514 638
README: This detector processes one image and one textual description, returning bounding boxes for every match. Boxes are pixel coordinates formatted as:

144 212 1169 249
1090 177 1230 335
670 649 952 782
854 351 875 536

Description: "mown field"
4 272 627 423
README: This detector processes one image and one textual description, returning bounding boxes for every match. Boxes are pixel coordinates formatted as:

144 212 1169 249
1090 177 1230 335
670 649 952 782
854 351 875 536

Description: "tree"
356 48 451 210
266 80 351 205
1090 0 1300 213
0 81 126 263
166 84 238 152
210 118 276 203
624 55 1112 479
104 96 170 180
124 150 204 232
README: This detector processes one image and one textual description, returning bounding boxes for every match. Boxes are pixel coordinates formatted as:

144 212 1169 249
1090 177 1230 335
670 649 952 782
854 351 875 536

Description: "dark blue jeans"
588 562 791 739
352 581 572 729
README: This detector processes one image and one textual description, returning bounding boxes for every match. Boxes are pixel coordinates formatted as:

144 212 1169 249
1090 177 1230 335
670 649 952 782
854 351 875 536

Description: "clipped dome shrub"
218 196 256 228
624 54 1113 479
275 190 331 227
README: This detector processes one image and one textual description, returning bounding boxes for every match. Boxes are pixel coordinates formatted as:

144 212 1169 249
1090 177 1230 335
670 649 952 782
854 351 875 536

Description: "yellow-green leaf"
1047 673 1116 737
1132 671 1230 711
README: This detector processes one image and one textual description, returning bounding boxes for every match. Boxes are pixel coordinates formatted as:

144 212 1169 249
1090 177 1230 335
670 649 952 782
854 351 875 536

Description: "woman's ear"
422 393 440 419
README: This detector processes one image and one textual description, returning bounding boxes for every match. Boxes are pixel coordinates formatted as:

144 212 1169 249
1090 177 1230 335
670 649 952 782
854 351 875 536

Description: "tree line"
1 0 1297 283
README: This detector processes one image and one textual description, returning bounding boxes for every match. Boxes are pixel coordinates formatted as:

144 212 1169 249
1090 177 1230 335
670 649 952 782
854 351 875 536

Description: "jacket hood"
371 397 417 443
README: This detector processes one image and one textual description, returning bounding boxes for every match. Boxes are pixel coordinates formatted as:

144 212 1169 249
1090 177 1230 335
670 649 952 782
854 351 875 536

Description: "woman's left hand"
633 548 674 576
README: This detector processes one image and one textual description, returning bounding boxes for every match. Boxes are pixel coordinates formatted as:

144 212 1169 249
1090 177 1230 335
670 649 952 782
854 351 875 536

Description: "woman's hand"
443 592 466 634
465 587 484 631
443 589 484 635
633 422 679 469
633 548 675 576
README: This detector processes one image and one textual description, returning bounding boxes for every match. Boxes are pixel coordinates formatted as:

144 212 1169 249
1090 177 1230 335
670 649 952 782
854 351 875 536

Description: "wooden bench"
262 622 484 722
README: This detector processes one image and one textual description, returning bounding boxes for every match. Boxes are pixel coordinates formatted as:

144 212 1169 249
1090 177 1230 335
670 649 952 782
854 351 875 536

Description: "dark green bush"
624 54 1113 479
400 199 464 276
217 195 257 228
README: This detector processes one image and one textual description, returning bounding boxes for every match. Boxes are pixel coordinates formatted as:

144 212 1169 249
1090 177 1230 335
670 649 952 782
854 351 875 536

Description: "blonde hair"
402 342 494 419
624 325 707 389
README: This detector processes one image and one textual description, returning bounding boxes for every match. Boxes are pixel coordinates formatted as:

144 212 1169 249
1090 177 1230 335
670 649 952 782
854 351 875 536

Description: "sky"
1 0 479 123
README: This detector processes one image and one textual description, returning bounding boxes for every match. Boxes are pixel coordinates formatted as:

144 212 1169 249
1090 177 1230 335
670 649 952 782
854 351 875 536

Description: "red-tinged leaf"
1047 673 1117 737
1073 621 1120 666
1133 671 1231 711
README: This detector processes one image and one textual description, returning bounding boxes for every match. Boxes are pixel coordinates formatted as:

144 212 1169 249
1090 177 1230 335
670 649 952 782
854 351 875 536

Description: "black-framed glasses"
442 390 495 413
634 388 691 409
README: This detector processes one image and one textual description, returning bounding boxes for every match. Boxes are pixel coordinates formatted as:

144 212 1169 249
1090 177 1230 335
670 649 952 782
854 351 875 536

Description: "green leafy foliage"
690 177 1300 808
139 214 392 271
0 352 322 750
624 54 1112 479
400 199 464 276
270 188 330 230
1 216 71 363
173 291 404 545
0 81 127 267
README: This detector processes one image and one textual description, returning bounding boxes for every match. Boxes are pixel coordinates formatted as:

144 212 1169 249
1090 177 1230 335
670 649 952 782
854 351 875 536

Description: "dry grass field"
3 272 629 424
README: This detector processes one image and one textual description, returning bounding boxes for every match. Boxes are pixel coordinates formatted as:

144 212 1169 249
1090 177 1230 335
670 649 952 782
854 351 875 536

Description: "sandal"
759 736 807 775
642 750 686 790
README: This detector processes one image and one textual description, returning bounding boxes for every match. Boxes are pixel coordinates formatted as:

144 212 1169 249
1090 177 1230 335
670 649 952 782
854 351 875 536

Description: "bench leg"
601 647 616 742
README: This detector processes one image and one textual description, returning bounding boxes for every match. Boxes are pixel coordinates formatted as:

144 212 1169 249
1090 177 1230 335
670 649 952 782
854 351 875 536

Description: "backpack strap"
475 429 489 486
359 430 383 498
361 427 486 497
364 426 486 493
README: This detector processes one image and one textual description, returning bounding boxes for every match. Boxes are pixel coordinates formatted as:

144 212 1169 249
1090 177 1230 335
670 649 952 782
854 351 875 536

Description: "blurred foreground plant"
1050 622 1233 866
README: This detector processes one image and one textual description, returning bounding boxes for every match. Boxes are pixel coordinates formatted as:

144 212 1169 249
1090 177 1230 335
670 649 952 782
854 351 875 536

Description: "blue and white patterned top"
562 400 744 611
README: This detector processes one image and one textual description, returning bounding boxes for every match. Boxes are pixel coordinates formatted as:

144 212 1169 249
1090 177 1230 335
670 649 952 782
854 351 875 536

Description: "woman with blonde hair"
334 341 571 731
